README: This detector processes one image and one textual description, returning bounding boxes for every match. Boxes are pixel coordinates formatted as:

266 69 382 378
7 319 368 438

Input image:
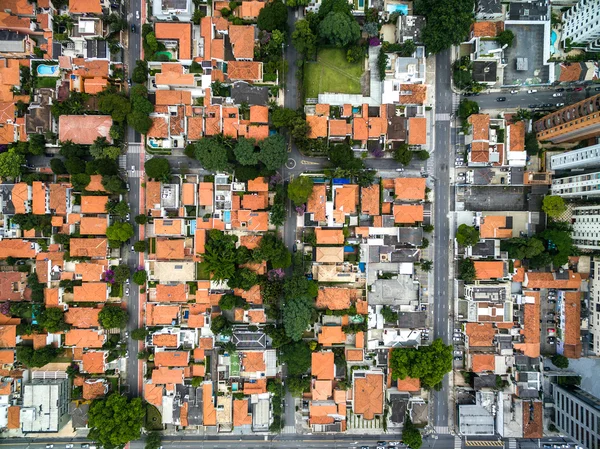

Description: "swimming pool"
550 30 557 55
155 51 173 60
37 64 58 76
223 210 231 223
148 140 160 148
386 4 408 14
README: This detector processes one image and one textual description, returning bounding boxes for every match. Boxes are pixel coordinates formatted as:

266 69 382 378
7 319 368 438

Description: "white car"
125 288 130 296
528 89 538 94
136 11 140 19
131 165 135 172
131 245 135 252
556 103 565 107
453 336 462 341
510 90 518 94
395 168 404 172
553 93 562 97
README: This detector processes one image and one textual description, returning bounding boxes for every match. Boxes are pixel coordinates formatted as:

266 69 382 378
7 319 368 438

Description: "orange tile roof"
193 348 205 362
315 246 344 263
465 322 496 347
70 238 107 258
48 183 70 215
188 116 204 140
334 184 359 217
199 337 214 349
154 351 190 367
523 401 543 438
394 177 426 200
471 21 502 37
238 0 265 18
59 115 112 145
153 334 178 347
312 351 335 380
231 210 268 232
247 309 266 323
65 329 104 348
563 291 582 359
69 0 102 14
146 304 180 326
0 349 14 365
228 61 262 81
307 185 327 221
315 104 330 116
152 367 185 385
243 378 267 395
233 399 252 426
558 62 582 82
355 300 368 315
145 383 164 407
249 106 269 124
182 183 197 206
241 192 268 210
80 195 108 214
398 84 427 105
85 175 105 192
393 204 423 224
198 182 214 206
155 284 187 302
329 119 351 137
307 115 328 138
73 282 107 302
203 382 217 426
315 228 344 245
148 117 169 139
0 272 26 301
396 376 421 392
313 379 333 400
239 235 262 250
155 89 192 106
79 216 108 235
316 288 360 310
155 239 186 260
474 261 505 280
353 117 368 141
0 239 36 259
470 141 490 163
318 326 346 346
155 23 192 60
469 114 490 141
471 354 495 373
509 120 525 152
408 117 427 145
242 351 265 373
7 405 20 429
346 348 364 362
75 261 106 282
154 219 184 236
65 307 101 328
480 215 512 239
192 364 205 377
0 325 17 348
247 177 268 192
309 403 337 424
514 291 540 358
524 270 581 290
82 351 105 373
353 373 384 419
146 181 161 211
229 25 255 59
155 63 195 86
11 183 29 214
84 77 108 95
361 184 380 216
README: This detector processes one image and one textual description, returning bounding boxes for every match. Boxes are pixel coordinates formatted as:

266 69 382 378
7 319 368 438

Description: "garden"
304 48 364 99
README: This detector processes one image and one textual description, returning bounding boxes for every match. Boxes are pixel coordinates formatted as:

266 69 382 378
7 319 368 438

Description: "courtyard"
304 47 365 99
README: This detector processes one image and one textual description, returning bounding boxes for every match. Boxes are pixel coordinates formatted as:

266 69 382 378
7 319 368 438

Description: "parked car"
131 165 135 172
527 89 537 93
389 443 401 447
548 299 556 304
575 87 583 91
127 78 132 87
595 87 600 91
496 97 506 102
454 350 462 355
566 88 575 92
361 446 370 449
510 90 518 94
395 168 404 172
131 246 135 252
555 88 565 92
547 338 556 344
45 446 53 449
125 288 130 296
556 103 565 107
292 243 297 253
453 336 462 342
528 104 538 108
125 213 130 221
131 24 135 33
456 162 463 166
454 356 462 360
454 328 462 333
463 92 473 97
136 11 140 19
548 328 556 333
542 103 552 108
552 93 562 97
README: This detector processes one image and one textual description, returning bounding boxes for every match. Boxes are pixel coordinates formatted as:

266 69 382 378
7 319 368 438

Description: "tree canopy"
415 0 475 54
0 149 25 179
98 305 129 329
132 269 147 285
38 308 68 333
257 0 288 32
233 137 259 166
542 195 567 218
390 338 452 388
497 29 515 47
292 20 317 58
16 345 59 368
393 143 413 166
88 393 145 449
254 232 291 269
280 340 312 375
258 134 288 170
456 224 480 247
144 157 171 181
459 258 476 283
283 294 313 341
457 98 480 121
203 230 239 280
287 176 314 206
318 12 360 47
551 354 569 368
106 222 134 243
525 132 540 156
402 417 423 449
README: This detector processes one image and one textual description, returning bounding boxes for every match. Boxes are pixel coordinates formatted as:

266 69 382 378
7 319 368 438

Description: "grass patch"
188 281 198 295
196 262 211 280
110 283 123 298
145 404 163 431
109 376 119 392
149 237 156 253
35 77 60 88
304 48 364 98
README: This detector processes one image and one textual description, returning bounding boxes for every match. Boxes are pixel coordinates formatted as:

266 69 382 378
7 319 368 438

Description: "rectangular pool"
387 4 408 14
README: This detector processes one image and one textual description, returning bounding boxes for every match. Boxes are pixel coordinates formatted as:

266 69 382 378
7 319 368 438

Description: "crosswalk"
118 155 127 171
508 438 517 449
435 425 450 434
455 436 462 449
452 93 461 113
129 170 143 178
128 144 143 154
282 425 296 434
436 113 451 121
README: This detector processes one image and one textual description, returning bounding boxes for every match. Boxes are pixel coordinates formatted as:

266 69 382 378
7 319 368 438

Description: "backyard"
304 48 364 99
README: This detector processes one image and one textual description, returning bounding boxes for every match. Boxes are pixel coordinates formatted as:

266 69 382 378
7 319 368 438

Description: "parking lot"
540 289 558 355
503 23 550 86
457 185 529 211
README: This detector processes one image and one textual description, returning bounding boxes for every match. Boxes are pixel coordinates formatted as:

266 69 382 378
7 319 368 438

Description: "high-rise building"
562 0 600 53
552 384 600 449
534 94 600 143
550 142 600 171
550 171 600 198
589 258 600 356
570 206 600 250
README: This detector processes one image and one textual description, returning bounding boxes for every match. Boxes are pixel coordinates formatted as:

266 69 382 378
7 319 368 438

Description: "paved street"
471 88 589 111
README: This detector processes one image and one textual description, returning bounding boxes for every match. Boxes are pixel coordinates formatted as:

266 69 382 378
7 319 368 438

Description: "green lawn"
145 404 163 430
196 262 211 280
35 77 60 88
304 48 364 99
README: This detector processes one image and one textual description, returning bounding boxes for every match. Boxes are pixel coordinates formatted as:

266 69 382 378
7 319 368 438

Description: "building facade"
552 385 600 449
590 258 600 356
562 0 600 53
550 171 600 198
571 206 600 251
550 142 600 171
21 377 70 433
534 94 600 143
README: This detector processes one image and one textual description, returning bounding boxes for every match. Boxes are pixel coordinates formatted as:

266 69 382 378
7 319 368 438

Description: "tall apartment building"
589 257 600 356
562 0 600 53
550 142 600 171
550 171 600 198
571 206 600 250
534 94 600 143
552 385 600 449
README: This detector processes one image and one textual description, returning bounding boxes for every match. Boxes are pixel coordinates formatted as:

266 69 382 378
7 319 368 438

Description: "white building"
562 0 600 53
589 257 600 356
550 142 600 171
21 377 70 433
572 206 600 251
550 171 600 198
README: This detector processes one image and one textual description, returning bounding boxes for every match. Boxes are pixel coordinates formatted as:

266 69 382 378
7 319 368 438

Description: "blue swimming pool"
387 4 408 14
223 210 231 223
37 64 58 76
550 30 557 55
352 106 361 114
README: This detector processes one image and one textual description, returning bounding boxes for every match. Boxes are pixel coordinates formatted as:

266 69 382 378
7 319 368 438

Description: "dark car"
131 24 136 33
555 88 565 92
463 92 473 97
127 78 132 87
596 87 600 91
292 243 297 253
542 103 552 108
528 104 538 108
574 87 583 91
496 97 506 102
566 88 575 92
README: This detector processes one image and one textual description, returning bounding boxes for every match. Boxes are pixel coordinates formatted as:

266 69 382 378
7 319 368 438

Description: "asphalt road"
471 88 589 111
432 48 452 432
124 0 143 399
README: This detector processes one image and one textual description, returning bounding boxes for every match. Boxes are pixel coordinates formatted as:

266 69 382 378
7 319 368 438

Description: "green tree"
271 107 299 129
131 328 149 340
113 264 131 283
525 132 540 156
257 0 288 32
381 306 398 323
16 345 59 368
497 29 515 47
280 340 312 375
542 195 566 218
456 224 480 246
88 393 144 449
194 138 231 172
98 93 131 122
459 258 476 283
319 12 361 47
287 376 311 396
38 307 68 333
218 293 246 310
317 0 352 19
203 230 238 280
132 60 149 84
283 295 313 341
502 237 545 260
254 232 291 269
71 173 91 190
132 269 147 285
402 417 423 449
390 338 452 388
127 110 152 134
134 240 148 252
416 150 430 160
211 315 232 335
551 354 569 368
0 149 25 179
145 431 162 449
65 157 86 175
457 98 480 121
107 200 130 218
144 157 171 181
259 134 288 170
292 20 317 58
135 214 148 225
393 143 413 165
287 176 314 205
421 260 433 272
50 158 67 175
29 134 46 155
233 137 259 166
102 175 126 193
270 202 286 226
98 305 129 329
106 222 134 242
329 143 364 171
415 0 475 54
